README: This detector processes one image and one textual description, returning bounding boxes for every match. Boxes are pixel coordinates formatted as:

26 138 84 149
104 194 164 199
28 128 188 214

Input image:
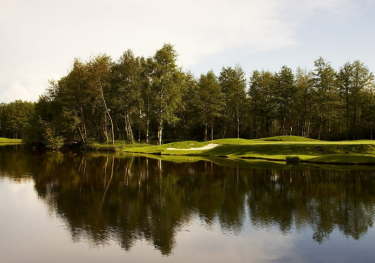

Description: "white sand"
166 143 219 151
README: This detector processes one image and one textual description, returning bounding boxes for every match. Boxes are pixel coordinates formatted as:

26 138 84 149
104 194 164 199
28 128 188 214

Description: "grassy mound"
122 137 375 165
257 135 317 142
308 154 375 164
123 141 212 154
0 138 22 144
211 138 258 145
87 141 150 152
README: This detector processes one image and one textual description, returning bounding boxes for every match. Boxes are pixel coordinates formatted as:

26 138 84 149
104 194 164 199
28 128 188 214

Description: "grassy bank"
86 141 150 152
0 138 22 144
122 136 375 165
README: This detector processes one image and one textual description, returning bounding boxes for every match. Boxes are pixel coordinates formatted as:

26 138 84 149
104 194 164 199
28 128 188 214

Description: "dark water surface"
1 145 375 263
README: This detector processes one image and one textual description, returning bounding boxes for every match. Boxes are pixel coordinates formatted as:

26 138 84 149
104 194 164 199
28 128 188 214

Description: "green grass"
122 140 213 154
256 135 318 142
0 137 22 144
122 136 375 165
308 154 375 164
86 141 150 152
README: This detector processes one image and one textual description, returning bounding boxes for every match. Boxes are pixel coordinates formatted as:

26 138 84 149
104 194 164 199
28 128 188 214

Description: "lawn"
0 138 22 144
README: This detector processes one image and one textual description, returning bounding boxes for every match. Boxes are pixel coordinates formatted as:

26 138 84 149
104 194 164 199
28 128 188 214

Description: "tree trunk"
80 106 87 142
106 107 115 145
158 108 163 145
318 115 322 140
237 106 240 138
204 124 208 141
99 80 114 144
146 117 149 143
353 94 357 140
124 113 134 143
158 123 163 145
138 124 141 143
157 121 163 145
138 109 142 143
103 113 109 142
158 93 163 145
346 89 349 140
77 125 85 144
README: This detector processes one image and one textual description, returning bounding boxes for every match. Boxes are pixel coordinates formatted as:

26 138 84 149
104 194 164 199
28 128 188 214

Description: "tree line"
0 100 34 139
1 44 374 147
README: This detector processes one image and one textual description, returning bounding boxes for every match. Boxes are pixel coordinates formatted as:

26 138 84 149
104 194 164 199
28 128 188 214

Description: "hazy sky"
1 0 374 103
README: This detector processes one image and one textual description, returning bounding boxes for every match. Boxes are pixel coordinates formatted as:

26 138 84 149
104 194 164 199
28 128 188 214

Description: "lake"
1 145 375 263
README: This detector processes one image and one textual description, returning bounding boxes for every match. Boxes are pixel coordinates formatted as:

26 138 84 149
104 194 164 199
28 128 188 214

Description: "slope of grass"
308 154 375 164
122 137 375 165
0 138 22 144
87 141 150 152
256 135 318 142
123 141 213 154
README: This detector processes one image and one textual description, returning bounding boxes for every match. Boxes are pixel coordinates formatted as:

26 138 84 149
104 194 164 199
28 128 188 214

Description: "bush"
286 156 300 164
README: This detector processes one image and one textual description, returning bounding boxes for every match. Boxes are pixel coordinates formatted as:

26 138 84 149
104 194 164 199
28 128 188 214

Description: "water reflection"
1 146 375 255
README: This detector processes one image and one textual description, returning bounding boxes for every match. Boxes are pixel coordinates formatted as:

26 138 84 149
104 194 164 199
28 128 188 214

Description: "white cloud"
0 76 50 103
0 0 355 102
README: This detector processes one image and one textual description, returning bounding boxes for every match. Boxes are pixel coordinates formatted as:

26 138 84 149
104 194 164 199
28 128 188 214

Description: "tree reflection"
1 146 375 254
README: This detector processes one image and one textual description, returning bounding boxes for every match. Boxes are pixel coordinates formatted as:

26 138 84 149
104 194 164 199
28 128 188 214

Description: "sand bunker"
166 143 219 151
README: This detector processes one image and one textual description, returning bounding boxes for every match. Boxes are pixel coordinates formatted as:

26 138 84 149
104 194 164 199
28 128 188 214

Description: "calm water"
1 145 375 263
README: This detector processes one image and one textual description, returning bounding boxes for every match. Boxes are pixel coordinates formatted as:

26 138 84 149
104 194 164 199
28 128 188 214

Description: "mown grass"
255 135 318 142
308 154 375 164
0 138 22 144
122 136 375 165
87 141 150 152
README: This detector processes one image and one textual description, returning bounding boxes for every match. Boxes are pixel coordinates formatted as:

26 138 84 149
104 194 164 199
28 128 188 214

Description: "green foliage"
248 70 278 138
337 60 374 140
151 44 185 144
112 50 144 143
219 65 247 138
285 156 300 163
197 70 224 140
312 57 339 140
23 114 64 150
0 100 34 139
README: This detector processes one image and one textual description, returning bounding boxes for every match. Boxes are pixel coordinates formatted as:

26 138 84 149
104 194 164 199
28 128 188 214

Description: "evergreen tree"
275 66 296 135
312 57 338 139
338 60 374 139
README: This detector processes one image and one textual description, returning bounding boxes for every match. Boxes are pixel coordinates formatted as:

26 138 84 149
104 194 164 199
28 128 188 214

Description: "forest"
1 44 374 148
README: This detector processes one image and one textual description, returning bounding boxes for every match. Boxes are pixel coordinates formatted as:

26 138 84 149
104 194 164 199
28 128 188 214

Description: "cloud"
0 72 59 103
0 0 354 102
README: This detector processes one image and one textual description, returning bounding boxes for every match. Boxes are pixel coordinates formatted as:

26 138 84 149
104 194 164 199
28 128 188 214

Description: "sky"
1 0 375 103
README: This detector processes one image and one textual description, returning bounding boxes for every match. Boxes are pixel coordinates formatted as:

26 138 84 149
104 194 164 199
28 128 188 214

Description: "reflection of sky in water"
1 178 375 263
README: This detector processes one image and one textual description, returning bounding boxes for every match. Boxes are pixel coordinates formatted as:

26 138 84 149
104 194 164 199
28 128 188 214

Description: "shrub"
286 156 300 164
